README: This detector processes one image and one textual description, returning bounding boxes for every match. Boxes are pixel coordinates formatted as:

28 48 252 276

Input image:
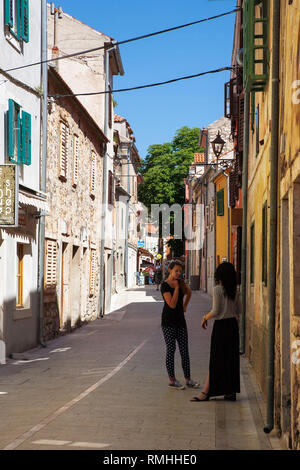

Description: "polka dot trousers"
162 326 191 380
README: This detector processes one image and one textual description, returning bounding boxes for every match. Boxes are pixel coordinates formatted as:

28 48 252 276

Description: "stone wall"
43 71 105 340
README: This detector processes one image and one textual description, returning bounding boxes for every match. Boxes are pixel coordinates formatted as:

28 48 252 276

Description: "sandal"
190 391 210 402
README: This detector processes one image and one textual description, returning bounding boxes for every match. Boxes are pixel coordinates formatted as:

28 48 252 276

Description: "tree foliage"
138 127 202 257
139 126 201 209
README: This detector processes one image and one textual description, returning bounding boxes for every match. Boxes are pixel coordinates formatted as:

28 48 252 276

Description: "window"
72 135 79 187
90 150 96 196
243 0 269 92
262 202 267 285
89 249 97 296
4 0 29 42
45 239 58 288
16 243 24 307
217 189 224 216
7 99 31 165
59 121 68 180
250 221 255 284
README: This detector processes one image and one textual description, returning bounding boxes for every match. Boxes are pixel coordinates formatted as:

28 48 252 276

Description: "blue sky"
57 0 237 159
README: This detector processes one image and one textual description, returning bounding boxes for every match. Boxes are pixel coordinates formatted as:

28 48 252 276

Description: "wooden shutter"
45 239 58 287
8 99 14 159
17 243 24 307
108 170 113 205
90 150 96 195
217 189 224 216
238 93 245 152
5 0 14 27
72 135 79 187
8 99 21 164
21 110 31 165
59 121 68 179
20 0 29 42
89 249 97 296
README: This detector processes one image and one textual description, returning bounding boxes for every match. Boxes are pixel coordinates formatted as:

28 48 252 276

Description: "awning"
19 192 49 212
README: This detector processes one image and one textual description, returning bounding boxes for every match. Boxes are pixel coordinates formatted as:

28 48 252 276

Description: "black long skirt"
209 317 240 397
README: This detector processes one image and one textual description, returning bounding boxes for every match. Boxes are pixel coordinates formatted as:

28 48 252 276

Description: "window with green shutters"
216 188 224 217
262 202 267 285
243 0 269 92
7 99 32 166
21 111 31 165
4 0 29 43
250 221 255 284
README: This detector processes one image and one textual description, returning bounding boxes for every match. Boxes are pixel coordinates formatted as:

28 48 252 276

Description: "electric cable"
49 67 232 99
4 8 240 73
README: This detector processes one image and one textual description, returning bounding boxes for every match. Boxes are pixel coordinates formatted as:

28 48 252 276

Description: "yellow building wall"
215 173 228 266
277 0 300 449
244 1 274 395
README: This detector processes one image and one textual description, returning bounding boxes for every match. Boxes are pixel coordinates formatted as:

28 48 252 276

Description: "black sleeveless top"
160 281 186 328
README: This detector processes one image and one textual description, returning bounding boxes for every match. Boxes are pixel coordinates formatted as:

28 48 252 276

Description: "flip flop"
190 392 209 402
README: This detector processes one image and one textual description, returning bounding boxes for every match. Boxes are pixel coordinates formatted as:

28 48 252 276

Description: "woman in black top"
161 260 200 390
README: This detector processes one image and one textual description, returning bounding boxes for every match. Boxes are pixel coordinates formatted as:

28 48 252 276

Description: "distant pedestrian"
190 262 242 402
160 260 200 390
154 268 162 290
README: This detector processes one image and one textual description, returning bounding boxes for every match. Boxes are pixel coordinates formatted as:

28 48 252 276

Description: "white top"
210 285 242 320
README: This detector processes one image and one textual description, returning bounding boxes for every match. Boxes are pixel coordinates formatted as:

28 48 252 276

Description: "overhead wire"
4 8 240 73
49 67 232 99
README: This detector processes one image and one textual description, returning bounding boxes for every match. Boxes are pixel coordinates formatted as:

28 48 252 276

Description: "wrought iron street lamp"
211 131 226 158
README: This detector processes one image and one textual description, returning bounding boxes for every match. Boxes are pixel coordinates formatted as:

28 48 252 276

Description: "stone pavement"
0 286 286 450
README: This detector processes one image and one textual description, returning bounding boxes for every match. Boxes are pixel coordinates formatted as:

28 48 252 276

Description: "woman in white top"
191 262 242 402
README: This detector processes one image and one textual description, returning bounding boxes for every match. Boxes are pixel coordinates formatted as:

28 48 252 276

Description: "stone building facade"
226 0 300 449
114 115 141 289
43 68 107 340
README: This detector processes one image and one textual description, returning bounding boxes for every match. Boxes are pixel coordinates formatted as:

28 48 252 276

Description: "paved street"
0 286 285 451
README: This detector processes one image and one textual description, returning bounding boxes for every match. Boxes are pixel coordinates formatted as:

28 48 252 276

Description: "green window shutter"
20 0 29 43
243 0 269 92
5 0 14 27
16 109 22 164
217 189 224 216
8 99 14 159
7 99 22 164
21 111 31 165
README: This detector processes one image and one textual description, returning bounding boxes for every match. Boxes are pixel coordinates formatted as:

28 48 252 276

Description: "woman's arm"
162 284 180 309
180 280 192 311
201 286 223 329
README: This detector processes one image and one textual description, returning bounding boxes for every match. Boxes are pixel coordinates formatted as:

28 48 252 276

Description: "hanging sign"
0 165 18 227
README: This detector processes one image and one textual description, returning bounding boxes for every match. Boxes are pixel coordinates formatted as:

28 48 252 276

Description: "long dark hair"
214 262 237 300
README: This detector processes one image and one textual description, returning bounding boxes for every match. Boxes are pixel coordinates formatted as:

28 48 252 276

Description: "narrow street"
0 287 285 451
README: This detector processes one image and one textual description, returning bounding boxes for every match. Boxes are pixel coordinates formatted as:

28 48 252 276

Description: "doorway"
70 245 81 326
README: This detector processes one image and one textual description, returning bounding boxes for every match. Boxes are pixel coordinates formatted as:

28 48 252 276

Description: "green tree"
138 126 202 257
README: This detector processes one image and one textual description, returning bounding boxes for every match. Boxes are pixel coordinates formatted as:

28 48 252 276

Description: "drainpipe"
38 0 48 347
240 91 250 355
264 0 280 434
99 43 116 317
